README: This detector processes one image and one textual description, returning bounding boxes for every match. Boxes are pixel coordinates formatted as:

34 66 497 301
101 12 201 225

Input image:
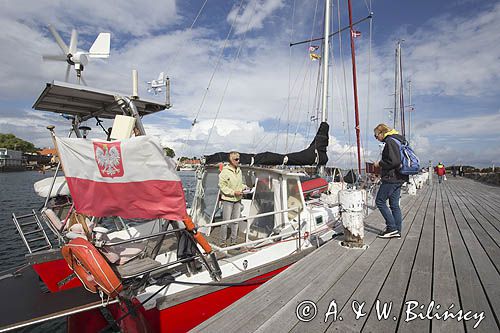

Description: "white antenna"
43 24 110 84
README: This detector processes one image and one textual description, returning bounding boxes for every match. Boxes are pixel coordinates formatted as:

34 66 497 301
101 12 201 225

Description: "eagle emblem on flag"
93 142 124 178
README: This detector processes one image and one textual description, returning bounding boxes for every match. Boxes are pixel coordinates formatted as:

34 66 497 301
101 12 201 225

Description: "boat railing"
200 207 303 252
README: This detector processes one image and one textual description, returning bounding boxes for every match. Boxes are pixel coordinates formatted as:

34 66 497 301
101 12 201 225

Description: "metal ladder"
12 210 53 253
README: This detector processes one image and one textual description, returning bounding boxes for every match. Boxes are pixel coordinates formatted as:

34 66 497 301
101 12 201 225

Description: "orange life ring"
61 237 123 298
183 215 212 254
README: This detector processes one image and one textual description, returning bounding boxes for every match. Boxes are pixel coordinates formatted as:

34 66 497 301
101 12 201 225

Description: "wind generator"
43 24 110 85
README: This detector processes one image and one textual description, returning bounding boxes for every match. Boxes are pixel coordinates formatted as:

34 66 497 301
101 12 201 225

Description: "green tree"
0 133 38 153
163 147 175 158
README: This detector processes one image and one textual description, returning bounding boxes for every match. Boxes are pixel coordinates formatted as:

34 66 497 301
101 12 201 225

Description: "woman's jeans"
375 182 403 232
221 200 241 243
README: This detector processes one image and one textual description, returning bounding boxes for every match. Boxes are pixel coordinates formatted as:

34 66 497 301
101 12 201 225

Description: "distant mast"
319 0 331 176
393 40 405 136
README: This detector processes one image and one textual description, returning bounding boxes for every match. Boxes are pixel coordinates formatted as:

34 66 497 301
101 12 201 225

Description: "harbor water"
0 170 197 332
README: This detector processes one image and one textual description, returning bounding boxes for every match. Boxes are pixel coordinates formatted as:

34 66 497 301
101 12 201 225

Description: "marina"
0 0 498 332
194 176 500 332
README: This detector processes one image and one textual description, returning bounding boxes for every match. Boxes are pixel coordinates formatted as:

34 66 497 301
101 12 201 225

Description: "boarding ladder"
12 210 53 253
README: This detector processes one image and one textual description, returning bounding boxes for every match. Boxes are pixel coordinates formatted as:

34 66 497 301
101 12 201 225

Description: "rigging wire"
165 0 209 76
362 0 373 178
253 0 321 153
304 0 321 144
178 0 245 160
336 0 355 170
285 0 297 153
202 0 258 154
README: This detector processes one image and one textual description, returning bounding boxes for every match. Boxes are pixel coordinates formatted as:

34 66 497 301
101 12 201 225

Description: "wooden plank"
250 206 410 333
395 185 436 333
445 181 500 271
286 191 425 333
449 180 500 232
320 186 431 333
448 181 500 246
194 191 420 333
361 187 432 332
431 184 464 332
441 183 499 332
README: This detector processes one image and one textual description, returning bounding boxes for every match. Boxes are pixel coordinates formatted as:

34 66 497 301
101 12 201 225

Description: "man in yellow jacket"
219 151 245 247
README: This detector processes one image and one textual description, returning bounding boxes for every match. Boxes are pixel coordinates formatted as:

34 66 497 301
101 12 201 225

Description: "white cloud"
227 0 285 35
399 2 500 97
1 1 499 168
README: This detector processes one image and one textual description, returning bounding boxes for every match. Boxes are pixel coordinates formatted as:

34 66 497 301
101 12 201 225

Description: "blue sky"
0 0 498 168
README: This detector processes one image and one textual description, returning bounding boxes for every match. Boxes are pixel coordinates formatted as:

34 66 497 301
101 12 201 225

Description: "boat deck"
193 177 500 332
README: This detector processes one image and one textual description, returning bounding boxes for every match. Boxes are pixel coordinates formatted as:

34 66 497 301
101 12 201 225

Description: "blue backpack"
389 137 420 175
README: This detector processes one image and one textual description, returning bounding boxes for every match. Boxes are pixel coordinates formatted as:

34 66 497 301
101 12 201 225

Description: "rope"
98 271 281 333
285 0 297 153
202 0 258 154
165 0 209 76
362 3 373 182
337 0 355 171
177 0 244 162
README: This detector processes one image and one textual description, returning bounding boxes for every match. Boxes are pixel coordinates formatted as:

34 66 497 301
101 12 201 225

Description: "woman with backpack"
373 123 409 238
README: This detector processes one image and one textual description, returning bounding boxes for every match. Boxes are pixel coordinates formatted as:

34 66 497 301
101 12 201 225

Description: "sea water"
0 170 197 332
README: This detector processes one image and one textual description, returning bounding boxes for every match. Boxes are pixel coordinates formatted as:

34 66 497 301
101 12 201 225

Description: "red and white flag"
55 136 187 221
351 30 361 38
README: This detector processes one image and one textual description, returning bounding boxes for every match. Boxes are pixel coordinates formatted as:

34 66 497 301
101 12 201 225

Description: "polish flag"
55 136 187 221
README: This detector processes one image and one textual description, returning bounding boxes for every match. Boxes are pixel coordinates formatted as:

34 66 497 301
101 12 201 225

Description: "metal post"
297 210 301 251
428 160 433 184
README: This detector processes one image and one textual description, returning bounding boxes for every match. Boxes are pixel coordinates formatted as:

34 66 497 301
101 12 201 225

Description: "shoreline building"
0 148 25 172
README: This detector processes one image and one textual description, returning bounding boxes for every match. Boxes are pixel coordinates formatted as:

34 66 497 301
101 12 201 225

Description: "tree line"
0 133 38 153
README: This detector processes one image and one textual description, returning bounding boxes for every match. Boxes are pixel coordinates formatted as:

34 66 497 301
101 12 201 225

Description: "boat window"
202 169 222 221
248 171 276 239
286 178 303 221
315 215 324 225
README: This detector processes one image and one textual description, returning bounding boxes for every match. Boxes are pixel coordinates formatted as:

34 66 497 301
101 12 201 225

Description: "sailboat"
1 1 375 332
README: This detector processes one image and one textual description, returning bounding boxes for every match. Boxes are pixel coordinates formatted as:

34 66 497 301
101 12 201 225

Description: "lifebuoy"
61 237 122 298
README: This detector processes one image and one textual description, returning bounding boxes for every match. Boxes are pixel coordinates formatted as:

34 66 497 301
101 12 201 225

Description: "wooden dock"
193 177 500 332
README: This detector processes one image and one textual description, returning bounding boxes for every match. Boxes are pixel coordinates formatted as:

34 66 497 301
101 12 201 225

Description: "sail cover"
55 136 186 220
205 122 329 166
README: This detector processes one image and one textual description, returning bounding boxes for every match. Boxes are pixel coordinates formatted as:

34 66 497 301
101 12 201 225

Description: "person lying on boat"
218 151 246 247
373 124 409 239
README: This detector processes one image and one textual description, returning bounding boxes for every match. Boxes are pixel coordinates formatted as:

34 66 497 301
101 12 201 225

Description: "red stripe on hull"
65 177 187 220
33 260 81 292
67 266 289 332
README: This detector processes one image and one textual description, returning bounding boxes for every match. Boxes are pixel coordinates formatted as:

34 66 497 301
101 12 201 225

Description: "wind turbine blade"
48 24 69 54
65 64 71 82
69 29 78 54
88 33 110 58
42 54 67 61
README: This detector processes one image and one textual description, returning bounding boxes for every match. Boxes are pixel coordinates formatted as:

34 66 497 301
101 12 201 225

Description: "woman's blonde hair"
229 151 240 161
373 123 391 136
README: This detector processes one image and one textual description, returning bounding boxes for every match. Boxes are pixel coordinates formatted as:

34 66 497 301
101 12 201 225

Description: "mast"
393 41 401 131
408 79 412 144
318 0 331 176
347 0 362 176
393 40 406 137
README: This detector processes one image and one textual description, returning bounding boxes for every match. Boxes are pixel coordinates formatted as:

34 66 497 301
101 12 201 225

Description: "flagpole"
347 0 362 177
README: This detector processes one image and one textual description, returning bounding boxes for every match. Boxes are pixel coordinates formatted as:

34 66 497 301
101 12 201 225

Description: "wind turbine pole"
348 0 362 176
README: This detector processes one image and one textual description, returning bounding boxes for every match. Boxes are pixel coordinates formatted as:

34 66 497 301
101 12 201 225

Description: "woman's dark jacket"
380 134 409 184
